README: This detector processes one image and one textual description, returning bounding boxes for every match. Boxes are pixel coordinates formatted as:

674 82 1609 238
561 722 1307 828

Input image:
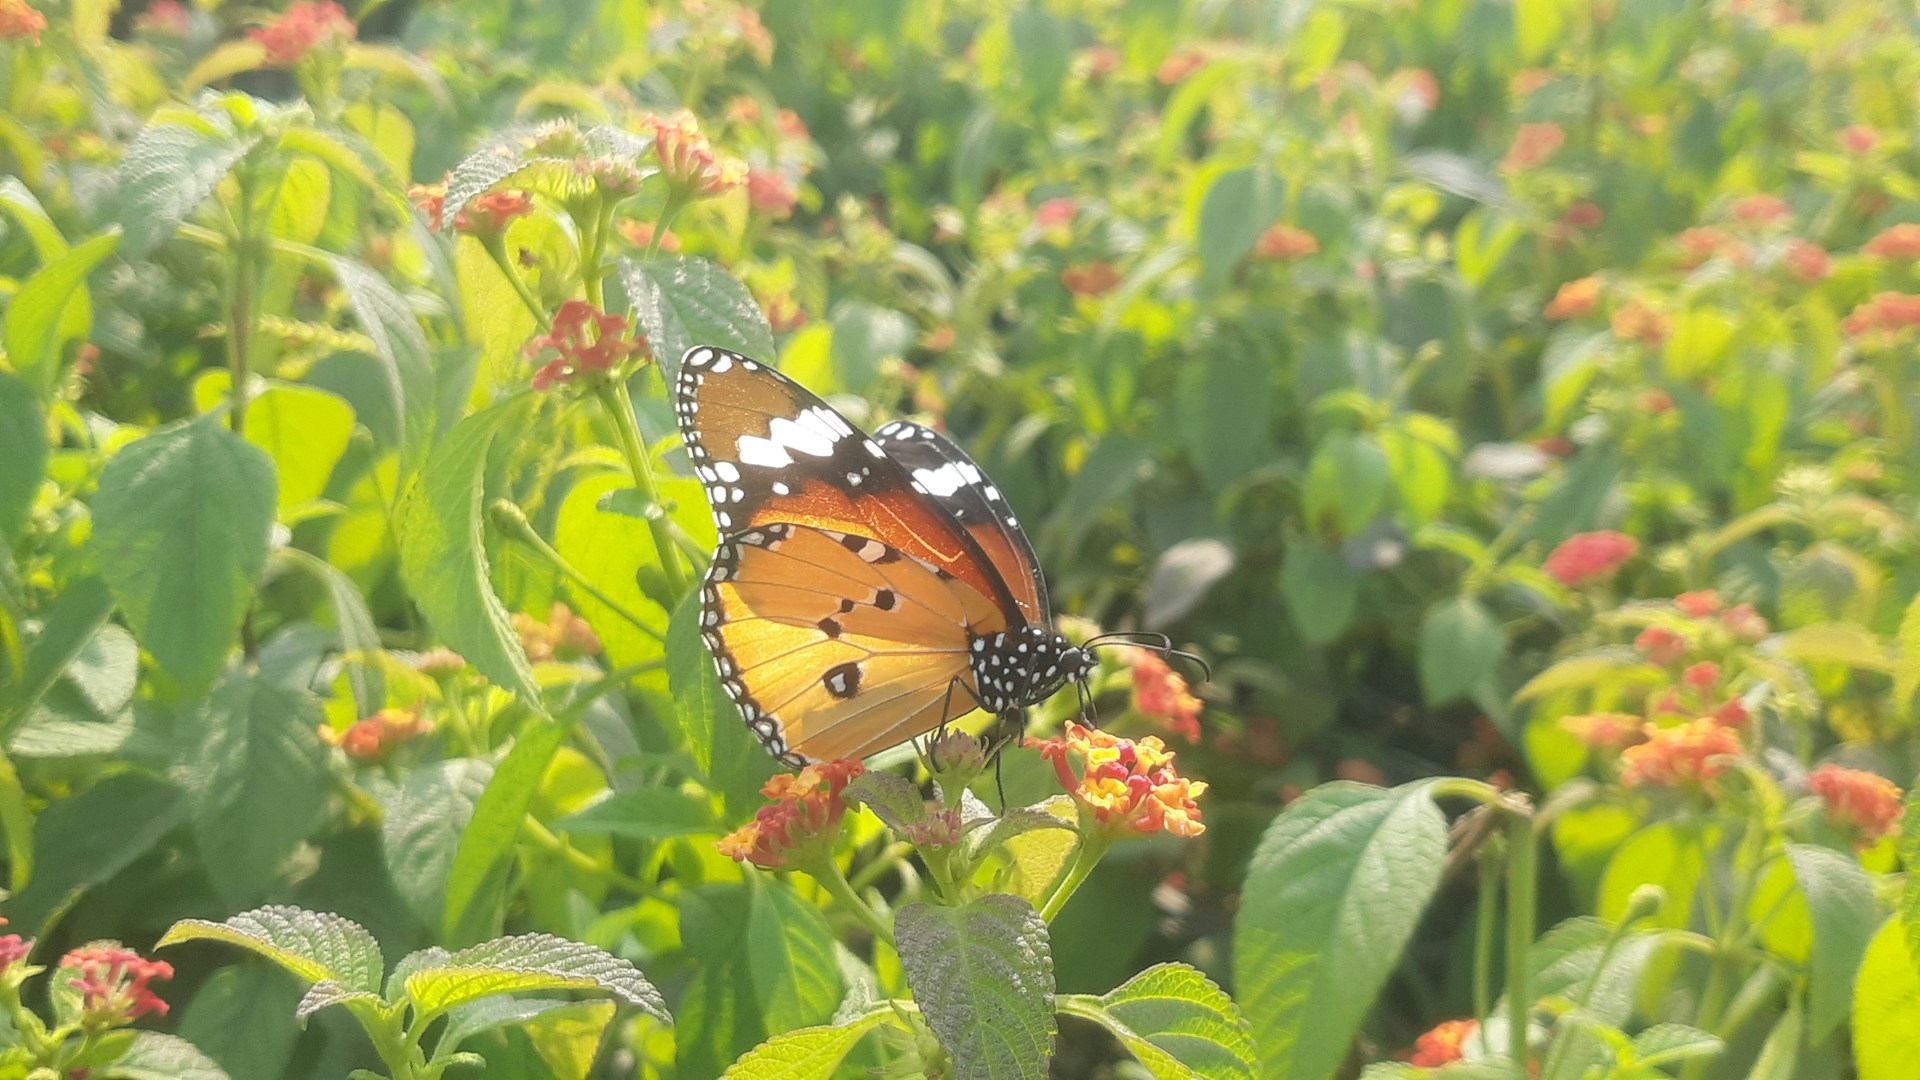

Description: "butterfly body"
674 344 1086 768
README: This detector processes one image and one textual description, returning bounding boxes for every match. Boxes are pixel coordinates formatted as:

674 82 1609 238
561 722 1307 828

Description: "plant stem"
1504 812 1536 1079
648 193 688 259
594 382 691 597
1039 830 1112 922
483 237 550 330
522 816 650 895
1473 837 1502 1038
848 840 915 892
490 499 666 643
808 856 895 948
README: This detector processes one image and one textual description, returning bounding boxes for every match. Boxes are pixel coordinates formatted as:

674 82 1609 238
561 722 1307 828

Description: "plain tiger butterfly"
673 344 1183 768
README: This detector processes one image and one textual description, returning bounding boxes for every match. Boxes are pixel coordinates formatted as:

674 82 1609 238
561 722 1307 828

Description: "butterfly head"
969 626 1097 713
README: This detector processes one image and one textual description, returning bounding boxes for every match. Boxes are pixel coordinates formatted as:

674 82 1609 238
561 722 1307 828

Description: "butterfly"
673 344 1160 769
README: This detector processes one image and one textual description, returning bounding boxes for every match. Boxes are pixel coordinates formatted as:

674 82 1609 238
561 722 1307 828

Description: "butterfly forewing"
873 421 1049 625
701 523 1000 765
675 346 1025 624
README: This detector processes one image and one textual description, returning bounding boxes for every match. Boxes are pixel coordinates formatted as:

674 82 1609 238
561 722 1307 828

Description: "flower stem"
808 856 895 948
489 499 665 643
1472 836 1501 1037
482 236 550 331
648 194 688 259
1504 812 1536 1079
594 382 691 598
522 816 651 895
1039 830 1112 922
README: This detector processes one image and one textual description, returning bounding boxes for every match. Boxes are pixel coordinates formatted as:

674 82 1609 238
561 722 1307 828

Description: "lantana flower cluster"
249 1 355 67
523 302 647 391
322 706 428 764
1030 723 1207 837
716 760 865 869
513 601 603 661
1129 648 1203 742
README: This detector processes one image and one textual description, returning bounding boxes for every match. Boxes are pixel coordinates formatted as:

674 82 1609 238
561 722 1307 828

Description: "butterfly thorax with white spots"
969 626 1095 713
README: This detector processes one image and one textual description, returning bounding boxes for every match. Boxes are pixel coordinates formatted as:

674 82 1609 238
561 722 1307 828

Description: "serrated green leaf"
382 758 492 927
667 592 773 814
1787 844 1884 1042
114 114 258 257
1234 781 1447 1080
846 771 931 834
90 414 276 692
619 256 774 380
158 905 385 993
897 895 1055 1080
0 368 48 543
4 231 119 398
443 719 569 945
1855 917 1920 1080
0 176 68 260
1630 1023 1722 1067
176 670 329 904
195 374 354 512
1420 595 1505 706
720 1010 894 1079
178 965 303 1080
102 1032 231 1080
330 257 437 465
1057 963 1257 1080
294 980 382 1023
403 933 667 1021
678 883 844 1076
397 400 543 709
1 575 112 742
439 995 578 1055
555 787 720 839
10 772 181 938
967 803 1074 865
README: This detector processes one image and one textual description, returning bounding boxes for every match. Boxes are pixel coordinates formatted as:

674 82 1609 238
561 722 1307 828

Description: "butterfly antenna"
1085 634 1213 683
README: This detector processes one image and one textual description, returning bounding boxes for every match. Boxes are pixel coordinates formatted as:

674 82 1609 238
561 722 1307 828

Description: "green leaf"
3 231 119 398
176 670 329 903
1904 792 1920 967
330 257 438 464
443 719 570 946
1523 917 1660 1079
1855 917 1920 1080
1514 648 1666 702
552 471 670 671
555 787 720 839
438 995 578 1055
1630 1024 1723 1068
1176 345 1273 493
1234 781 1448 1080
1773 623 1894 674
0 370 46 541
1597 822 1710 929
678 884 844 1077
195 374 354 512
102 1032 231 1080
397 400 543 709
845 770 932 834
720 1010 894 1079
272 548 385 717
178 965 303 1080
91 414 276 693
1055 963 1257 1080
1419 595 1505 706
1896 593 1920 720
1 575 112 741
1514 0 1566 61
114 112 258 258
896 894 1055 1080
9 772 181 937
1787 844 1884 1042
1197 167 1286 286
294 980 383 1022
619 255 774 379
1142 539 1236 629
381 758 492 928
0 751 31 891
1302 430 1391 538
0 176 69 260
1279 542 1357 646
157 905 385 993
402 934 668 1021
667 592 773 814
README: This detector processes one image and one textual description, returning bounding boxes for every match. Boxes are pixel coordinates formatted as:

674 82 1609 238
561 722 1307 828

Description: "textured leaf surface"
1787 843 1883 1042
294 980 381 1022
158 905 385 993
1234 781 1447 1080
91 414 276 692
381 758 492 927
1057 963 1257 1080
331 257 437 462
105 1031 231 1080
114 113 257 257
443 720 569 945
1855 917 1920 1080
403 933 668 1021
3 232 118 398
619 256 773 379
720 1010 893 1079
555 787 720 839
897 895 1055 1080
10 773 180 936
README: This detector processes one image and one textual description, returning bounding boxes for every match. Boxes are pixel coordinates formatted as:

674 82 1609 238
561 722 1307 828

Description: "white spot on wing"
913 462 982 497
714 461 741 482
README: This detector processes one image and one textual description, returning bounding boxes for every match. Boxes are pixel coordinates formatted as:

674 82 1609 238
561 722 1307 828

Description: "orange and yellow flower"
1808 764 1903 847
1407 1018 1476 1066
249 1 354 67
1130 649 1203 742
1542 530 1637 588
716 760 865 869
1030 723 1207 837
1619 719 1741 791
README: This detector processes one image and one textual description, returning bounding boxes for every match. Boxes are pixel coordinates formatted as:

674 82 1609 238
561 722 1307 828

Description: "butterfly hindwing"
675 346 1025 626
701 522 1003 765
873 420 1049 626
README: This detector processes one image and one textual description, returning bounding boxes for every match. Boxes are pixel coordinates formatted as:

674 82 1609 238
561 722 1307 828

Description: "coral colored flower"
651 111 747 198
1676 226 1739 269
413 647 466 678
59 945 173 1026
1029 723 1207 837
1611 300 1671 345
514 601 602 659
1542 531 1638 588
1061 261 1122 297
1636 388 1674 415
1675 590 1722 618
0 0 45 43
1619 719 1741 790
324 707 427 763
1721 603 1769 642
1544 276 1600 320
1683 661 1720 690
1033 197 1079 231
1156 45 1209 85
1391 67 1440 112
1561 712 1645 753
408 180 448 231
1129 649 1202 742
775 108 809 143
716 760 864 869
1842 292 1920 337
524 302 645 390
921 324 957 352
1408 1018 1476 1067
1782 239 1831 282
1840 125 1880 155
249 1 354 67
1635 626 1690 666
456 190 534 237
1710 697 1749 728
1730 194 1791 226
1807 764 1904 847
1501 122 1564 172
136 0 189 36
1863 223 1920 261
746 169 797 217
1254 223 1320 261
1562 201 1605 231
764 293 808 333
617 220 682 253
0 929 29 978
1078 45 1123 79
